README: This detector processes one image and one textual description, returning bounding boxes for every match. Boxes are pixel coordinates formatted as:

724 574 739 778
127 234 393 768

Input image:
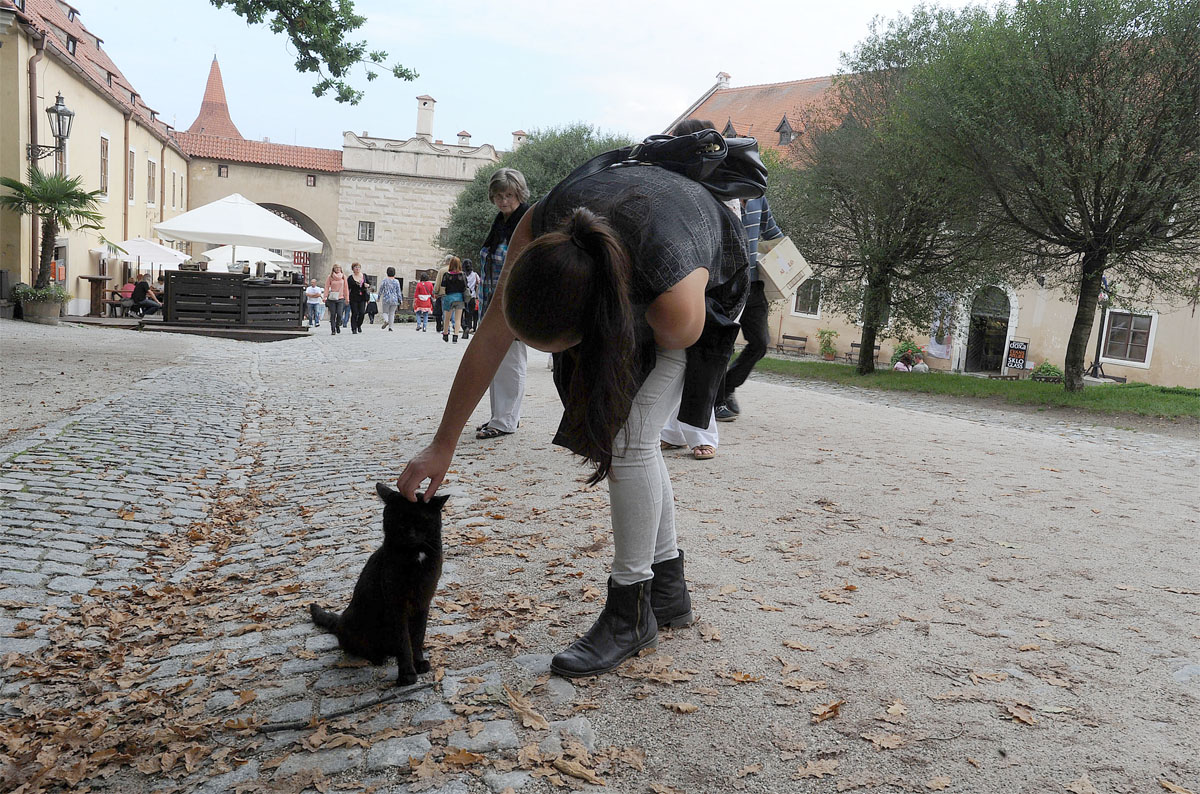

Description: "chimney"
457 130 471 146
511 130 527 150
415 95 436 140
716 71 731 89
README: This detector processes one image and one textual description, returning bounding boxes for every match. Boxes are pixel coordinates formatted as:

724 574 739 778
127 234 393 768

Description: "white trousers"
609 348 686 585
487 340 527 433
660 408 718 449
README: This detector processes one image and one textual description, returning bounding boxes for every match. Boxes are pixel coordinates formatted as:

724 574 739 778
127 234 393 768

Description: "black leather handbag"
531 130 768 235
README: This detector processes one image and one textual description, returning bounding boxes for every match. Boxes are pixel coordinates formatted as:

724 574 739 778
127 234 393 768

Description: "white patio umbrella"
201 245 289 267
93 237 188 277
154 193 322 271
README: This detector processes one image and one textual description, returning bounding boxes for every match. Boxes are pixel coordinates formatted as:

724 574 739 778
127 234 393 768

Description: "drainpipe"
122 111 131 242
26 28 44 284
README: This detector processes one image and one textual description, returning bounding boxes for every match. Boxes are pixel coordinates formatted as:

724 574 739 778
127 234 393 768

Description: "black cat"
309 483 447 686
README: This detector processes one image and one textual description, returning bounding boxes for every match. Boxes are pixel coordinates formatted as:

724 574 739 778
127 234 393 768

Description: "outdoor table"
79 275 112 317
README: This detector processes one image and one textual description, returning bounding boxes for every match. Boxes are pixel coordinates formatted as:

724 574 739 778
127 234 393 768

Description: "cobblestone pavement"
1 322 1197 794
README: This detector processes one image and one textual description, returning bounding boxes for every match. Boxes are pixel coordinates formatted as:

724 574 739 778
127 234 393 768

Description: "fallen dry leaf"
443 747 486 767
819 589 851 604
794 758 839 779
504 684 550 731
1160 782 1197 794
699 622 722 642
812 699 846 723
1004 704 1037 725
661 702 699 714
1065 773 1100 794
927 776 951 791
783 676 827 692
862 732 906 750
886 700 908 717
553 758 605 785
737 763 763 778
783 639 815 651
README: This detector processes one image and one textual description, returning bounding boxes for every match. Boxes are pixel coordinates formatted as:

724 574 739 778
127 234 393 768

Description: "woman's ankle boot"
550 578 657 678
651 549 694 628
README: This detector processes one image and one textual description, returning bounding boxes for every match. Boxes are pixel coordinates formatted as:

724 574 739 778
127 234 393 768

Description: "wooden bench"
988 373 1021 381
845 342 881 363
776 334 807 356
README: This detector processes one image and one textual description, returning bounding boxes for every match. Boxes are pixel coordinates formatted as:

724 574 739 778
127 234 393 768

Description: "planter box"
21 300 62 325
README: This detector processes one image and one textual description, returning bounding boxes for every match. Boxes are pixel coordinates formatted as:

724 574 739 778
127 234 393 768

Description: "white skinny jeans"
487 340 527 433
608 348 686 585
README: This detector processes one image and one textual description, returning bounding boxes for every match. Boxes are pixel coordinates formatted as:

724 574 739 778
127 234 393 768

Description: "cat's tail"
309 603 342 631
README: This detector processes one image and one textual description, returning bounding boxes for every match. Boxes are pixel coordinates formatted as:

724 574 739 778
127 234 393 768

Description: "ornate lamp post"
27 93 75 161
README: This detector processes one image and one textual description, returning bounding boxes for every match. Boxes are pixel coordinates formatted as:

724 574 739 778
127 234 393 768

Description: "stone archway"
258 203 332 283
964 286 1012 373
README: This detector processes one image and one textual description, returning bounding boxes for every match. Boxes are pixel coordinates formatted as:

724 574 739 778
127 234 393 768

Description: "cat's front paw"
414 658 431 674
396 671 418 687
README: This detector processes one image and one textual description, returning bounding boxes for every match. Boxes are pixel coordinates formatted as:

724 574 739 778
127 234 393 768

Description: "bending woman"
396 165 749 677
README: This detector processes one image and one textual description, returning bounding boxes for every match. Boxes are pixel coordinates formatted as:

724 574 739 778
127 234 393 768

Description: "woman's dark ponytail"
505 208 637 483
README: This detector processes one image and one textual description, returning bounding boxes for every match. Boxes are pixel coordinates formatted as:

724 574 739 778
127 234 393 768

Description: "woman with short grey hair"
475 167 532 439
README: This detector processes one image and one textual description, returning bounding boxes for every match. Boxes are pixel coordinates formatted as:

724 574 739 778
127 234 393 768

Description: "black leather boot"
550 578 657 678
651 549 694 628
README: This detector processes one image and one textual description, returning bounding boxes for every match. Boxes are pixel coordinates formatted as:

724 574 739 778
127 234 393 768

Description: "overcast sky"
79 0 977 152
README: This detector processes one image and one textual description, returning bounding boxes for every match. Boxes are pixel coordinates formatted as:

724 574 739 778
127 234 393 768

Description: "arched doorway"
258 203 332 283
965 286 1011 372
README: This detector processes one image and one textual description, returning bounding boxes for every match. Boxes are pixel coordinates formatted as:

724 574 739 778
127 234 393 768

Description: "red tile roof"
185 57 243 139
686 76 835 155
6 0 186 156
175 132 343 173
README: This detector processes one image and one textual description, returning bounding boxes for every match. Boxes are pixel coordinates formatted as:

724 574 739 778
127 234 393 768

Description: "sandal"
660 441 686 450
476 426 513 440
692 445 716 460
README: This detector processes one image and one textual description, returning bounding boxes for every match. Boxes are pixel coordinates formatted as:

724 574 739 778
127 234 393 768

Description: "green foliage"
816 328 839 357
1032 361 1064 379
890 339 924 365
757 357 1200 418
0 166 104 289
441 125 636 260
209 0 416 104
12 283 69 304
907 0 1200 389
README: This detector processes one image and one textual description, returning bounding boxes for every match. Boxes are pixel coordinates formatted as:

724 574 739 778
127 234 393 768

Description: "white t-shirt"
306 285 324 304
465 270 480 298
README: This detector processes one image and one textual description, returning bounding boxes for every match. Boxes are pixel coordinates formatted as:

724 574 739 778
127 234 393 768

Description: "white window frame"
146 156 157 208
790 277 822 319
1099 308 1158 370
98 132 110 201
128 148 136 205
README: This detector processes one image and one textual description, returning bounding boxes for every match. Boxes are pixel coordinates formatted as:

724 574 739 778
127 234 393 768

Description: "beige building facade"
1 0 189 316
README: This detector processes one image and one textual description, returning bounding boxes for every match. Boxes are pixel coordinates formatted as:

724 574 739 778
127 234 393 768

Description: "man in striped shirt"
716 196 784 421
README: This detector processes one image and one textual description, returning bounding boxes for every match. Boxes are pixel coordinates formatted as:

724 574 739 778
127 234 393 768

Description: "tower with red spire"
185 57 243 139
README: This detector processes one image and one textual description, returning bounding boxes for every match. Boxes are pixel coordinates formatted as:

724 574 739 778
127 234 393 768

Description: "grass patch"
757 356 1200 419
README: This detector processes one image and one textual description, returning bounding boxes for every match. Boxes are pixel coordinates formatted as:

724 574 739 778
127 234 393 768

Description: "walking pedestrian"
324 265 348 335
413 270 434 331
475 167 531 440
396 160 751 678
347 262 371 334
714 188 784 421
437 257 468 343
366 290 379 324
305 278 324 328
378 267 402 330
462 259 480 337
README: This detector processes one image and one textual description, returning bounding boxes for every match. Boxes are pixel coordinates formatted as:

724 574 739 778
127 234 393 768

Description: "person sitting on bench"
130 274 162 317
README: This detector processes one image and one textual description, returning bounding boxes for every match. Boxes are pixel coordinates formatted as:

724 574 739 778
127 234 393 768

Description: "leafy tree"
210 0 417 104
909 0 1200 390
442 124 635 260
0 167 104 290
784 9 1006 374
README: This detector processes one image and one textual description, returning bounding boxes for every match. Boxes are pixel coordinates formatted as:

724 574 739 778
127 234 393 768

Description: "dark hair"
386 266 396 277
671 118 716 135
462 259 473 273
505 208 637 483
900 353 914 366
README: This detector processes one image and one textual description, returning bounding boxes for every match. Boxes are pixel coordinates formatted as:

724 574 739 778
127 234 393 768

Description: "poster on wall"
1006 339 1029 370
927 312 952 359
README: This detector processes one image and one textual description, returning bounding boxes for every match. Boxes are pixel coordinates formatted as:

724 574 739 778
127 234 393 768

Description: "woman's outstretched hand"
396 442 454 502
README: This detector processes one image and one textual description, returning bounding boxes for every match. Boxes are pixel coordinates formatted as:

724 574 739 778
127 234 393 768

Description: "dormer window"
722 120 738 138
776 116 796 146
106 72 113 86
66 35 77 55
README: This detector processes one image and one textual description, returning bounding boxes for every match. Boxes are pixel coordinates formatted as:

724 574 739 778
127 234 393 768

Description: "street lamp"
27 92 75 161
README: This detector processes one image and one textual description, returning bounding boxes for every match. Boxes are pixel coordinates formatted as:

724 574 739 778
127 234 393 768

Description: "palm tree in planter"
0 166 104 322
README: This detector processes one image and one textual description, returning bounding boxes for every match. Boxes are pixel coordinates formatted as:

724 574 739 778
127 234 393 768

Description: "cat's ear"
376 481 401 504
427 493 450 510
